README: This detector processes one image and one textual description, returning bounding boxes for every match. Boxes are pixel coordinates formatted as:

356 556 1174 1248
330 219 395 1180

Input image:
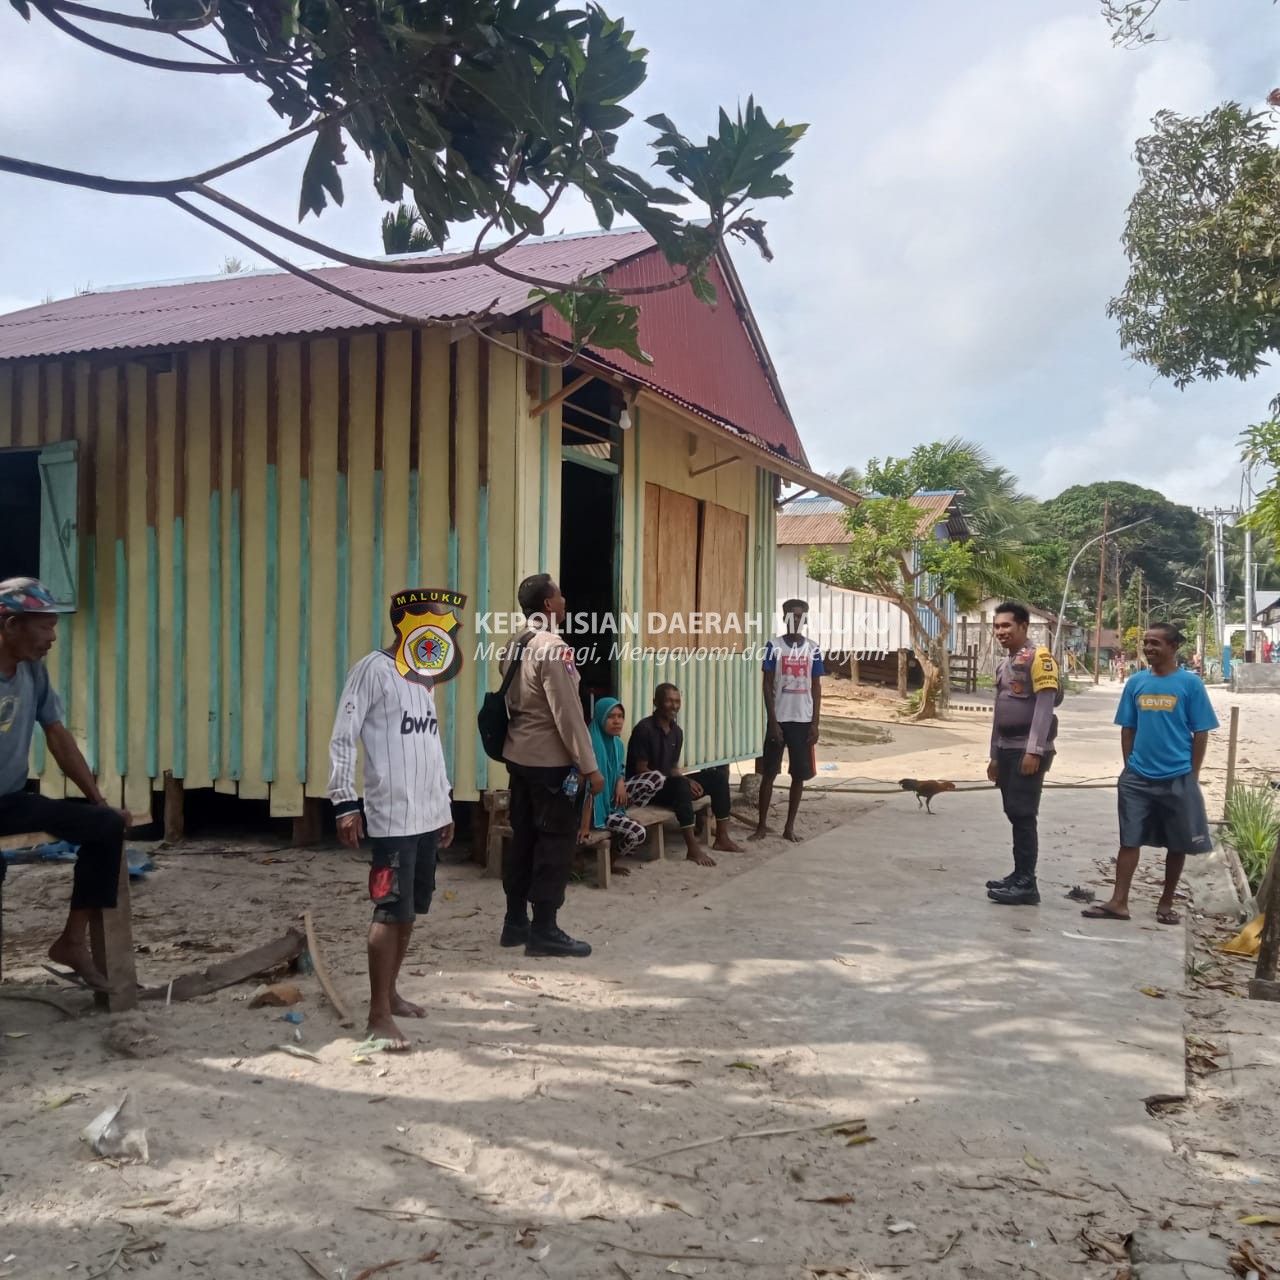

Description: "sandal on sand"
1080 905 1130 921
1156 909 1181 925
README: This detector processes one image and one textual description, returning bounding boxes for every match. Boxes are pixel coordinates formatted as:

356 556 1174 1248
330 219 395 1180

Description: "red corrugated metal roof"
0 228 656 362
542 247 803 462
0 225 806 463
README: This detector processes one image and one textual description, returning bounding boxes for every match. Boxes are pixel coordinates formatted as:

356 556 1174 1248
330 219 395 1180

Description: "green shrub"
1225 785 1280 890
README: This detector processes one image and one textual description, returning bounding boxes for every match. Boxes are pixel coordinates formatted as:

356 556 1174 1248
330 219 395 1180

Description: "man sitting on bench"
0 578 130 991
625 683 743 867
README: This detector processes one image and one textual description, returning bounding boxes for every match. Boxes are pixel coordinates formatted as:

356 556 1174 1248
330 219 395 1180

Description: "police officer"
499 574 603 957
985 602 1063 906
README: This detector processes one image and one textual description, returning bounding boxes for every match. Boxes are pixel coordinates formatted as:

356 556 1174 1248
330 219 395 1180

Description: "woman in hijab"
578 697 664 871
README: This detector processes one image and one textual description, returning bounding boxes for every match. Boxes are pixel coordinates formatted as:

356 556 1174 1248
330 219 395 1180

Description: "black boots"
526 923 592 958
500 918 530 947
988 874 1040 906
522 904 592 957
500 894 530 947
985 871 1016 891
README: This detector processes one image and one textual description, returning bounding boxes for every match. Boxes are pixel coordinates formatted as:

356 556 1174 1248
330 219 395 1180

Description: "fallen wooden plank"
136 927 306 1002
304 909 356 1027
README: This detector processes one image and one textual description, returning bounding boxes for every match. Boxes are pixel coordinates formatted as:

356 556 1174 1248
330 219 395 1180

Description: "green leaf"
8 0 30 16
298 120 346 221
688 269 717 306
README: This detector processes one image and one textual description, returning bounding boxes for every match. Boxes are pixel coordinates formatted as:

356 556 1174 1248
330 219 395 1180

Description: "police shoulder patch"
1031 645 1059 693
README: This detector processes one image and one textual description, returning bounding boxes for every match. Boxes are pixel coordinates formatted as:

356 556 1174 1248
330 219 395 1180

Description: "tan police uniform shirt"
499 627 598 773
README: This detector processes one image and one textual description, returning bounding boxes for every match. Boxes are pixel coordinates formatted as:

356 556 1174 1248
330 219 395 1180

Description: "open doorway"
559 458 618 708
0 449 42 581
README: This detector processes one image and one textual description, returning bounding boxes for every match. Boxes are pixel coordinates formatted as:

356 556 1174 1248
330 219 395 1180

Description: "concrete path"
582 785 1199 1275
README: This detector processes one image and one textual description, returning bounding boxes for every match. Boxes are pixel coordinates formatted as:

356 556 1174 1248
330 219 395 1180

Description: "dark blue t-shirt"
1115 669 1218 780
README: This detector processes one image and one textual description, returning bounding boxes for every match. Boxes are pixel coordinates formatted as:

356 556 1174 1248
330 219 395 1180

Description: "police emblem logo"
390 588 467 688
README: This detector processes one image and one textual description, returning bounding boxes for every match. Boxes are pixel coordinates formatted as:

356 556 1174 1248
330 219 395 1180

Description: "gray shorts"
1117 768 1214 855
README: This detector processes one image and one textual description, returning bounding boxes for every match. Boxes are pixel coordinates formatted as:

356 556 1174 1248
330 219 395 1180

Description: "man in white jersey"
752 599 823 843
328 595 455 1050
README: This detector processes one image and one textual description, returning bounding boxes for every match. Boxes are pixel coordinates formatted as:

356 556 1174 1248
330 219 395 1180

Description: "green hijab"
589 697 625 829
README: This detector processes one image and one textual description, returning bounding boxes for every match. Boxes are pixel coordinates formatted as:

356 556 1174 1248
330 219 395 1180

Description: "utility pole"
1092 500 1109 685
1198 505 1239 679
1244 523 1256 663
1114 546 1123 655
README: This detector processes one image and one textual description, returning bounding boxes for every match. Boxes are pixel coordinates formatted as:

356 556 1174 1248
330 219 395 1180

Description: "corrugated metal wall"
617 404 769 770
1 333 774 812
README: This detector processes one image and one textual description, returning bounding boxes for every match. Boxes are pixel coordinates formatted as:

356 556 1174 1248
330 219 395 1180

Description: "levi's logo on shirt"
1137 694 1178 712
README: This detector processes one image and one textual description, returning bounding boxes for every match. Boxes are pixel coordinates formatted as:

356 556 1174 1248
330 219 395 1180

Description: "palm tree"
381 204 433 255
878 436 1039 610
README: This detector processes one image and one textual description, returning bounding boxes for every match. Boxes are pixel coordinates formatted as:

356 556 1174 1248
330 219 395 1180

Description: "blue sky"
2 0 1278 508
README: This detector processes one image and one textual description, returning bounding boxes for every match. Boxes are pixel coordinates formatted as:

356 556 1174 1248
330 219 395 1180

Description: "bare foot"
781 827 802 844
713 835 745 853
686 848 717 867
749 826 769 842
391 993 427 1018
609 860 632 877
365 1014 412 1051
47 938 108 991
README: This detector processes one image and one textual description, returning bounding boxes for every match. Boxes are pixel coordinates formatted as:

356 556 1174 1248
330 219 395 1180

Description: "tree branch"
31 0 262 73
167 194 452 328
40 0 218 32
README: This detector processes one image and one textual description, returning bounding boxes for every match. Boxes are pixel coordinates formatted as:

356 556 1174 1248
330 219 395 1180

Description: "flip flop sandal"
1156 909 1181 925
1080 906 1131 921
41 963 103 991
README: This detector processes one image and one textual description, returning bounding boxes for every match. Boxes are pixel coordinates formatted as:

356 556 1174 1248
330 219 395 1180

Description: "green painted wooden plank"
172 517 186 778
229 490 243 779
145 525 159 779
474 483 489 790
335 473 349 701
371 469 385 653
208 490 222 778
86 534 99 774
115 538 128 776
443 526 459 781
295 477 310 784
538 367 550 571
407 471 420 586
561 446 620 476
262 465 278 782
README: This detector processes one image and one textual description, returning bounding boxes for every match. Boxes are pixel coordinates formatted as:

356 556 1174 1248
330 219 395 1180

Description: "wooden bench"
0 829 138 1012
482 792 711 890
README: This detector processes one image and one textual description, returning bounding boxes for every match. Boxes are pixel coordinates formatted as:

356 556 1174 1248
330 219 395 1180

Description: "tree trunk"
912 649 940 720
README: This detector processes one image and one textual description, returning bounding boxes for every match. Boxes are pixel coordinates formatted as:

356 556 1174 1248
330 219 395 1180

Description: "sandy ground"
0 676 1277 1279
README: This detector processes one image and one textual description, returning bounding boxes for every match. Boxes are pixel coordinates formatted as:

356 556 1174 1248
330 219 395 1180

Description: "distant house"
776 490 969 664
0 227 854 823
955 598 1079 675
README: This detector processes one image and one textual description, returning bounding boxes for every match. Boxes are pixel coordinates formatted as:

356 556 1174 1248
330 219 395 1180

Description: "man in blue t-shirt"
1083 622 1217 927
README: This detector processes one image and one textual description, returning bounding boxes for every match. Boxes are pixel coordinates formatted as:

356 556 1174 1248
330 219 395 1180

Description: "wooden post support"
849 655 860 686
89 848 139 1013
1224 705 1240 821
897 649 908 698
1250 832 1280 1000
163 771 184 844
292 796 325 847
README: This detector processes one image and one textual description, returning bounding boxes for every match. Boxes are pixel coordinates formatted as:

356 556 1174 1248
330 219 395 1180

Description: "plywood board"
698 500 748 653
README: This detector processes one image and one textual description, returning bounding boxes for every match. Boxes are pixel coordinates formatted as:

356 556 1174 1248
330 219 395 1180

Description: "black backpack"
477 633 532 762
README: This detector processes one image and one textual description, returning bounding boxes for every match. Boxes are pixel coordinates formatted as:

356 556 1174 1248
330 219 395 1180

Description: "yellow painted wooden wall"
0 328 775 814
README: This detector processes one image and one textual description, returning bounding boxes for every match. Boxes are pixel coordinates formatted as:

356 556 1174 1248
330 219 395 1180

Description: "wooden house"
0 228 852 826
775 491 969 663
